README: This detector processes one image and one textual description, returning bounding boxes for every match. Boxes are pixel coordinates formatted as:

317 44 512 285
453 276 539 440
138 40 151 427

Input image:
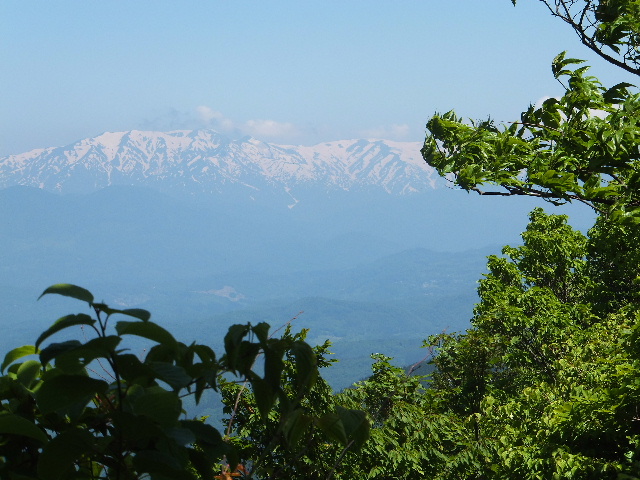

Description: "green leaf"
119 307 151 322
149 362 192 390
35 313 95 349
39 340 82 365
37 428 95 480
0 412 48 443
166 426 196 446
36 374 108 414
2 345 38 372
282 408 312 446
116 320 178 349
248 373 276 420
337 406 370 450
317 412 347 445
132 449 191 479
16 360 42 388
603 82 635 103
224 324 251 358
251 322 270 344
38 284 94 304
132 388 182 427
262 345 284 390
179 419 224 446
53 336 121 372
291 340 317 390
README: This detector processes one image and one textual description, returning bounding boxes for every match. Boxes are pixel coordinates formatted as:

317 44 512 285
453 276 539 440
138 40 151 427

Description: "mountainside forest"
4 1 640 479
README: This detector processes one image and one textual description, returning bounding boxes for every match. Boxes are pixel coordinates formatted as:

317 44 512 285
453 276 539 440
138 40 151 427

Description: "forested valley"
4 0 640 478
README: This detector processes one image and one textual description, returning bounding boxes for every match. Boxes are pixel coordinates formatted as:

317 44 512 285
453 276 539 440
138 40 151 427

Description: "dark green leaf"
37 428 95 480
180 420 224 446
38 284 94 304
291 340 317 390
224 324 251 358
119 308 151 322
54 336 121 372
317 412 347 445
35 313 95 349
116 320 177 349
39 340 82 365
249 373 276 420
251 322 270 344
282 408 312 446
149 362 192 390
36 374 108 414
0 412 48 443
132 388 182 427
337 406 370 450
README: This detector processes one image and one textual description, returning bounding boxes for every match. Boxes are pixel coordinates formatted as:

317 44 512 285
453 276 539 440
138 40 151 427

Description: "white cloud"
142 106 416 145
196 105 223 123
194 105 302 142
359 123 411 140
244 119 297 138
195 105 236 132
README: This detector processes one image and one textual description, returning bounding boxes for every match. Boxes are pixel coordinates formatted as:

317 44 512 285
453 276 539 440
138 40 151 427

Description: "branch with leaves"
422 52 640 220
513 0 640 76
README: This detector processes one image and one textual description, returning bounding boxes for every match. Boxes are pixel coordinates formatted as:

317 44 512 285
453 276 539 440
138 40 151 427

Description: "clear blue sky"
1 1 636 156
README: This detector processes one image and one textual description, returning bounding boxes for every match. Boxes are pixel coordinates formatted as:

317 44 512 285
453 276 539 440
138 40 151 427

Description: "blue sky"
2 1 637 156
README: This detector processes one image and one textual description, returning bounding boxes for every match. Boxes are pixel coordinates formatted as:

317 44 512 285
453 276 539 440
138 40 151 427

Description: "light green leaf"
2 345 38 372
16 360 42 388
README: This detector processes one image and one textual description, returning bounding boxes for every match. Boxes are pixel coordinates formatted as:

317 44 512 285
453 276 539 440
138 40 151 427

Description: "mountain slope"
0 130 436 196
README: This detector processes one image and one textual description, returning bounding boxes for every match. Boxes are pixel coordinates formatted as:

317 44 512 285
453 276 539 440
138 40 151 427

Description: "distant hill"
0 130 597 389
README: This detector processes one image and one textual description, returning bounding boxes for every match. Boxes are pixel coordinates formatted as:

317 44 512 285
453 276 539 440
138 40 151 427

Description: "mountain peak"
0 130 436 196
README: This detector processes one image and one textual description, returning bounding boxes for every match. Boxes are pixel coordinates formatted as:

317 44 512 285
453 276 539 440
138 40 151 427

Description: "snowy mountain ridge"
0 130 437 195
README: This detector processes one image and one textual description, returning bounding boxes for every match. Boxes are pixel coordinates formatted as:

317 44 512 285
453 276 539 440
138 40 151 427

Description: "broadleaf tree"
0 284 369 479
415 0 640 478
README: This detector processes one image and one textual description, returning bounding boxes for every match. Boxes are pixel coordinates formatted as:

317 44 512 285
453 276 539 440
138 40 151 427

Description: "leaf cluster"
423 52 640 219
0 284 369 480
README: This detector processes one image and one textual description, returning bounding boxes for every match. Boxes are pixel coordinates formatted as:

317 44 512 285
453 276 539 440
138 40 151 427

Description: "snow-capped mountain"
0 130 437 195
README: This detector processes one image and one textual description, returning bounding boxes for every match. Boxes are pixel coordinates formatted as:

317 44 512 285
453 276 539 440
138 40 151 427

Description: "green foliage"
513 0 640 75
220 329 370 479
416 3 640 476
423 52 640 219
0 285 368 479
424 210 640 478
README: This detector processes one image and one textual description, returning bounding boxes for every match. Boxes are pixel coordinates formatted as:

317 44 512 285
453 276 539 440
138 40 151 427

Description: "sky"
2 1 638 157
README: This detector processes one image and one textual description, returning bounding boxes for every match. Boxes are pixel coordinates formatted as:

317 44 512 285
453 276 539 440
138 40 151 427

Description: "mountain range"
0 130 597 388
0 130 437 198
